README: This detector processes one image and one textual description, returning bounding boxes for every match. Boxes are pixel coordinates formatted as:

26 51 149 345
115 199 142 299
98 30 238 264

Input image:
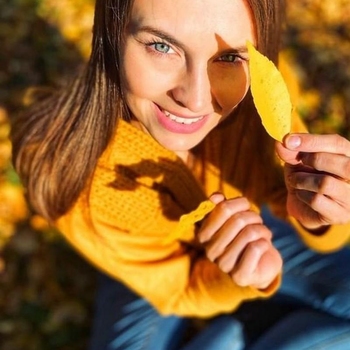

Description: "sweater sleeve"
289 217 350 253
57 194 280 318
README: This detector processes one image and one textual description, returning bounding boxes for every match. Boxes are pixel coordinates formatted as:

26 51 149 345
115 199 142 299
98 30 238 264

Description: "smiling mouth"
163 110 204 125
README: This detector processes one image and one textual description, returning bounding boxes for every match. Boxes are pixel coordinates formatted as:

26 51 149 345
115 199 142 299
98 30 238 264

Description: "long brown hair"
11 0 286 221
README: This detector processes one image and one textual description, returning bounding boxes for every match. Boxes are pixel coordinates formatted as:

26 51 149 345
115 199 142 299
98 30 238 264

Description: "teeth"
164 110 203 124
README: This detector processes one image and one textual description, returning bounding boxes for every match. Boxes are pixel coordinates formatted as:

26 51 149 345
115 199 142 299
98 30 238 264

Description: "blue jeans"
89 207 350 349
88 278 244 350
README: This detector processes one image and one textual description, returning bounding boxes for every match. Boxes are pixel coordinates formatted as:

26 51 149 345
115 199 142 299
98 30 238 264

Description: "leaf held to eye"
247 41 292 142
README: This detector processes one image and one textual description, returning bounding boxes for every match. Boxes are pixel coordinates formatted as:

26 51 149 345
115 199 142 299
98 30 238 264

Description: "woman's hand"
276 133 350 230
198 194 282 290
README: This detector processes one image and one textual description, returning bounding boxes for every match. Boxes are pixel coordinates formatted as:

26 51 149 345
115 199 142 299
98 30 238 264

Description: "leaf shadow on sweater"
108 158 206 222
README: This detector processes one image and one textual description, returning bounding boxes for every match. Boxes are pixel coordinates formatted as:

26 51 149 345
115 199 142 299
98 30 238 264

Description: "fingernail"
209 193 225 204
286 135 301 149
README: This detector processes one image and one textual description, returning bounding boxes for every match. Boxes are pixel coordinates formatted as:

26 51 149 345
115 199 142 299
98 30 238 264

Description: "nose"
170 63 212 113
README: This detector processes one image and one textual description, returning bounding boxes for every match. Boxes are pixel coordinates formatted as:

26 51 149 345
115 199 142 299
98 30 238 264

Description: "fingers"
275 140 301 165
292 189 350 225
298 152 350 182
229 238 269 283
287 169 350 206
284 134 350 156
276 134 350 171
209 192 226 204
277 133 350 227
214 224 271 272
232 244 282 289
197 196 281 289
198 197 251 244
285 162 350 225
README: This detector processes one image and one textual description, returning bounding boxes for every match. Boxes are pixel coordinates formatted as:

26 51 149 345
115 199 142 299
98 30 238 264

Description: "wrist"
299 222 330 236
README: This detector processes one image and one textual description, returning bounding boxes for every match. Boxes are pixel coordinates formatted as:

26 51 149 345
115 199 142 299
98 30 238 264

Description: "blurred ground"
0 0 349 349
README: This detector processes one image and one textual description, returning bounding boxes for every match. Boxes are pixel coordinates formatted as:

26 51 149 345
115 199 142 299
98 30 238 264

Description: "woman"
11 0 350 349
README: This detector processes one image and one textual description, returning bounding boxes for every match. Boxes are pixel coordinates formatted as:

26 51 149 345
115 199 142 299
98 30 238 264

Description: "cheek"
210 65 250 112
122 45 161 98
121 49 173 99
122 57 154 97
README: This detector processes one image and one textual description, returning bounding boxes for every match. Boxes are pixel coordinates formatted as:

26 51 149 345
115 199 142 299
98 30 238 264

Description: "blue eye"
151 42 171 53
142 37 177 57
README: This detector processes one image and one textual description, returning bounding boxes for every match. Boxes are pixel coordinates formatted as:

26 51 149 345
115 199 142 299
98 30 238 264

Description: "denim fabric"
262 206 350 320
89 207 350 349
247 309 350 350
88 275 187 350
246 207 350 349
88 275 245 350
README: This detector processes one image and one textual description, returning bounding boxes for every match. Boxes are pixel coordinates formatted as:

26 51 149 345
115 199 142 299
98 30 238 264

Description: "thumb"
209 192 226 204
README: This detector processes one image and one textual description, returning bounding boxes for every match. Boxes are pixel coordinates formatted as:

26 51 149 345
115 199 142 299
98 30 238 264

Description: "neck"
130 119 193 169
175 150 196 172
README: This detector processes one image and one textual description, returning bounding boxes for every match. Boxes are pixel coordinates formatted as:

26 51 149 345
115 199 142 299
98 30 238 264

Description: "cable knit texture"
57 118 350 317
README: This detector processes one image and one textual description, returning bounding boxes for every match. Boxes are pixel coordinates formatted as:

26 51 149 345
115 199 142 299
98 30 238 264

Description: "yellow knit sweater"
57 119 350 318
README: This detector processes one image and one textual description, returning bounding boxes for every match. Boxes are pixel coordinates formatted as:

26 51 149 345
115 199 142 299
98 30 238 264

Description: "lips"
163 110 204 125
155 105 208 134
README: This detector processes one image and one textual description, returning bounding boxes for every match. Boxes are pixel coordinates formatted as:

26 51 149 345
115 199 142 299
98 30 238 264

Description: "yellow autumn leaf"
247 41 292 142
164 200 215 243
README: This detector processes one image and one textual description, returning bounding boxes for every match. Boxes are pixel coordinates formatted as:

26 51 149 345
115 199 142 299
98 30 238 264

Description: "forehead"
130 0 255 47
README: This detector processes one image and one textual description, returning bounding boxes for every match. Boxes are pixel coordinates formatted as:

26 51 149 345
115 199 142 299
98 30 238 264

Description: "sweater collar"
99 119 208 213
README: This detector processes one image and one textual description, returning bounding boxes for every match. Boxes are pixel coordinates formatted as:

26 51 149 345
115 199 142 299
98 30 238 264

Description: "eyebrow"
132 24 186 49
130 23 249 55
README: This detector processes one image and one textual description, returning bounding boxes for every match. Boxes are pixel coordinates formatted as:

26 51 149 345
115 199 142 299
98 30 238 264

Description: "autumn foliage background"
0 0 349 349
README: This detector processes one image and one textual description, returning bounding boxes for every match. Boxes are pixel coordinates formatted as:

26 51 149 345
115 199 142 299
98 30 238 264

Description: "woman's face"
121 0 255 155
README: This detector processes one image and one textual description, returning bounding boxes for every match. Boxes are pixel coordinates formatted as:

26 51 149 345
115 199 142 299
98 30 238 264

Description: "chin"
160 138 199 153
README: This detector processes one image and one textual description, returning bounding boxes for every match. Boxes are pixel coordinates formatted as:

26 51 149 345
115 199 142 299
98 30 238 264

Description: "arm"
57 193 279 318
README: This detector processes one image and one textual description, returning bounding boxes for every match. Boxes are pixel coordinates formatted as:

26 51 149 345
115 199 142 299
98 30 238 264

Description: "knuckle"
335 134 348 150
217 201 235 217
243 226 260 241
263 226 273 240
247 238 271 257
343 159 350 178
217 257 231 274
309 193 323 208
318 176 334 193
243 224 271 241
231 215 247 230
239 197 251 207
247 238 269 254
217 197 251 218
312 152 325 171
231 271 249 287
312 192 323 206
